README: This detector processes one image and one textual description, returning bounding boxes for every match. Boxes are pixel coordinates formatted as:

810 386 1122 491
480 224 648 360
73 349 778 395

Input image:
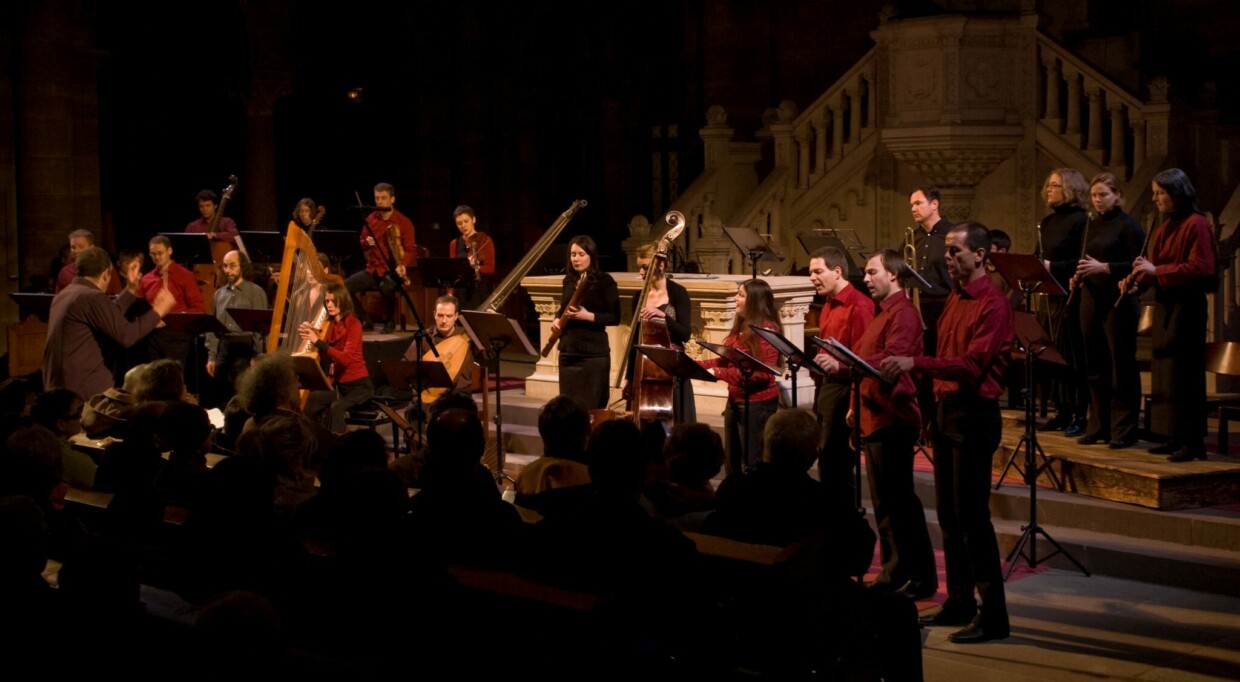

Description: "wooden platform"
994 412 1240 511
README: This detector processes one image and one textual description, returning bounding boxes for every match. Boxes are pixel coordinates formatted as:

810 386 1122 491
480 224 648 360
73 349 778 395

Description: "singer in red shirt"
809 246 875 500
300 282 373 433
850 249 937 601
881 221 1013 644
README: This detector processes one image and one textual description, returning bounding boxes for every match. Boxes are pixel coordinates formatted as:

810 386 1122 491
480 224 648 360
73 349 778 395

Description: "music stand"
634 345 717 423
379 358 456 451
158 233 215 270
723 226 784 279
8 293 54 322
310 230 362 272
809 335 889 512
749 325 828 408
459 310 538 487
224 307 275 337
987 254 1087 580
236 232 284 265
418 257 476 291
290 353 332 391
161 312 229 338
797 232 866 281
698 339 781 471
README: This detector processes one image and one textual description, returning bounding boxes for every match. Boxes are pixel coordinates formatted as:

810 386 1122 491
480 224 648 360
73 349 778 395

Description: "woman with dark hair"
1072 173 1145 448
551 235 620 409
1125 168 1216 461
291 197 319 230
699 279 783 475
1039 168 1090 436
299 281 373 433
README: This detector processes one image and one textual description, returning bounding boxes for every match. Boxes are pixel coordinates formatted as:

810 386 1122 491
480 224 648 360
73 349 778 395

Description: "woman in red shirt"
300 282 373 433
700 279 783 476
1126 168 1217 461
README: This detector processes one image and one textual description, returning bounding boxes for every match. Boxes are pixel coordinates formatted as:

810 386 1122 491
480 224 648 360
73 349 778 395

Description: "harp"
267 223 346 356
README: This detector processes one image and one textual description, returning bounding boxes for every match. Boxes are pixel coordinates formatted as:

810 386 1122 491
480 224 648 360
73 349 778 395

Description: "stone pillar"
771 121 795 169
1131 115 1146 170
1108 102 1127 171
700 105 733 170
812 113 828 177
847 86 860 145
1042 52 1062 128
621 214 653 270
693 214 731 276
795 123 812 189
1064 68 1082 141
1086 84 1104 162
831 98 845 160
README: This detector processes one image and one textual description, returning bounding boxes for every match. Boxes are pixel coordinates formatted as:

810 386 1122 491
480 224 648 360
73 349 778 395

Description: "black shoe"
380 322 396 334
1108 435 1139 449
1076 433 1108 445
1064 420 1087 438
1167 446 1207 463
1149 441 1182 455
891 579 939 601
917 602 977 627
1041 415 1070 431
948 621 1010 644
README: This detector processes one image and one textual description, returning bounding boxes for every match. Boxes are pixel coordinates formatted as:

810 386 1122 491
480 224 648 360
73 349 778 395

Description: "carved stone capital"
534 302 559 317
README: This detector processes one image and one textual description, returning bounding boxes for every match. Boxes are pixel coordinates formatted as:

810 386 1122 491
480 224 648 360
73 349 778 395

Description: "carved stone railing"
1037 32 1170 181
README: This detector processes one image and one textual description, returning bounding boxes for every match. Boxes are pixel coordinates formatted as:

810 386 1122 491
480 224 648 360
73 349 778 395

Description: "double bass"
616 211 685 426
206 175 239 289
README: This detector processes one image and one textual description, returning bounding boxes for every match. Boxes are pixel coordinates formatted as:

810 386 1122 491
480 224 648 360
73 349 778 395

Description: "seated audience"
153 400 215 507
513 395 592 515
643 422 725 531
31 388 96 490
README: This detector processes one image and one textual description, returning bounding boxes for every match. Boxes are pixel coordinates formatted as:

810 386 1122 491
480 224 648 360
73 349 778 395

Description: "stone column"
1108 102 1127 171
812 113 828 178
831 98 845 160
1064 67 1082 143
621 215 653 270
1131 115 1146 170
1042 52 1062 128
1086 83 1104 162
795 123 812 189
700 105 733 170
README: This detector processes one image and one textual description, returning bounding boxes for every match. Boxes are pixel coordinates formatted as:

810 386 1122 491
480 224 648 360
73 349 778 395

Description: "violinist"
300 282 373 434
623 241 695 422
448 205 495 310
185 189 239 247
345 182 416 334
551 236 619 410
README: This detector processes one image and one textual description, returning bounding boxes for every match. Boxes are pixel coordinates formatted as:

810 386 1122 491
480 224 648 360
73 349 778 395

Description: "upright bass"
616 211 686 426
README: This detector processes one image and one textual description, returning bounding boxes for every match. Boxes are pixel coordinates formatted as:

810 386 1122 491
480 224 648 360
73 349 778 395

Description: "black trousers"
865 425 937 588
816 379 855 500
305 377 375 434
932 393 1008 629
345 270 400 323
1080 283 1141 441
1040 295 1088 421
724 398 778 476
1150 289 1208 444
558 353 611 410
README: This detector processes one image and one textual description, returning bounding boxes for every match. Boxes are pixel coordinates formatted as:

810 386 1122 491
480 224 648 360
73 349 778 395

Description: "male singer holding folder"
850 249 937 602
809 246 875 500
881 221 1013 644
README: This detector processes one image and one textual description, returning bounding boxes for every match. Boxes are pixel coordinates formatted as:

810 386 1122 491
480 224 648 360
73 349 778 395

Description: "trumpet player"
345 182 417 334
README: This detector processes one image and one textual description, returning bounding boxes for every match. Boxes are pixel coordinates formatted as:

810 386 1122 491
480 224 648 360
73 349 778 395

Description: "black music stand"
698 339 781 472
459 310 538 487
158 233 215 271
224 307 274 337
988 253 1087 580
418 257 476 291
9 293 54 322
723 226 784 279
749 325 828 408
809 335 889 513
162 313 230 399
291 353 332 392
797 232 866 281
237 231 284 265
634 345 717 424
379 359 456 451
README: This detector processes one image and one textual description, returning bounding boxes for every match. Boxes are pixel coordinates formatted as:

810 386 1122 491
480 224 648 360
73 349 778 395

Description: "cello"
616 211 685 427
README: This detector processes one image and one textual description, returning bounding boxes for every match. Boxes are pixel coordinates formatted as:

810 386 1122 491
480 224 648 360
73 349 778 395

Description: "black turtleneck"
1082 207 1145 288
1040 203 1088 288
